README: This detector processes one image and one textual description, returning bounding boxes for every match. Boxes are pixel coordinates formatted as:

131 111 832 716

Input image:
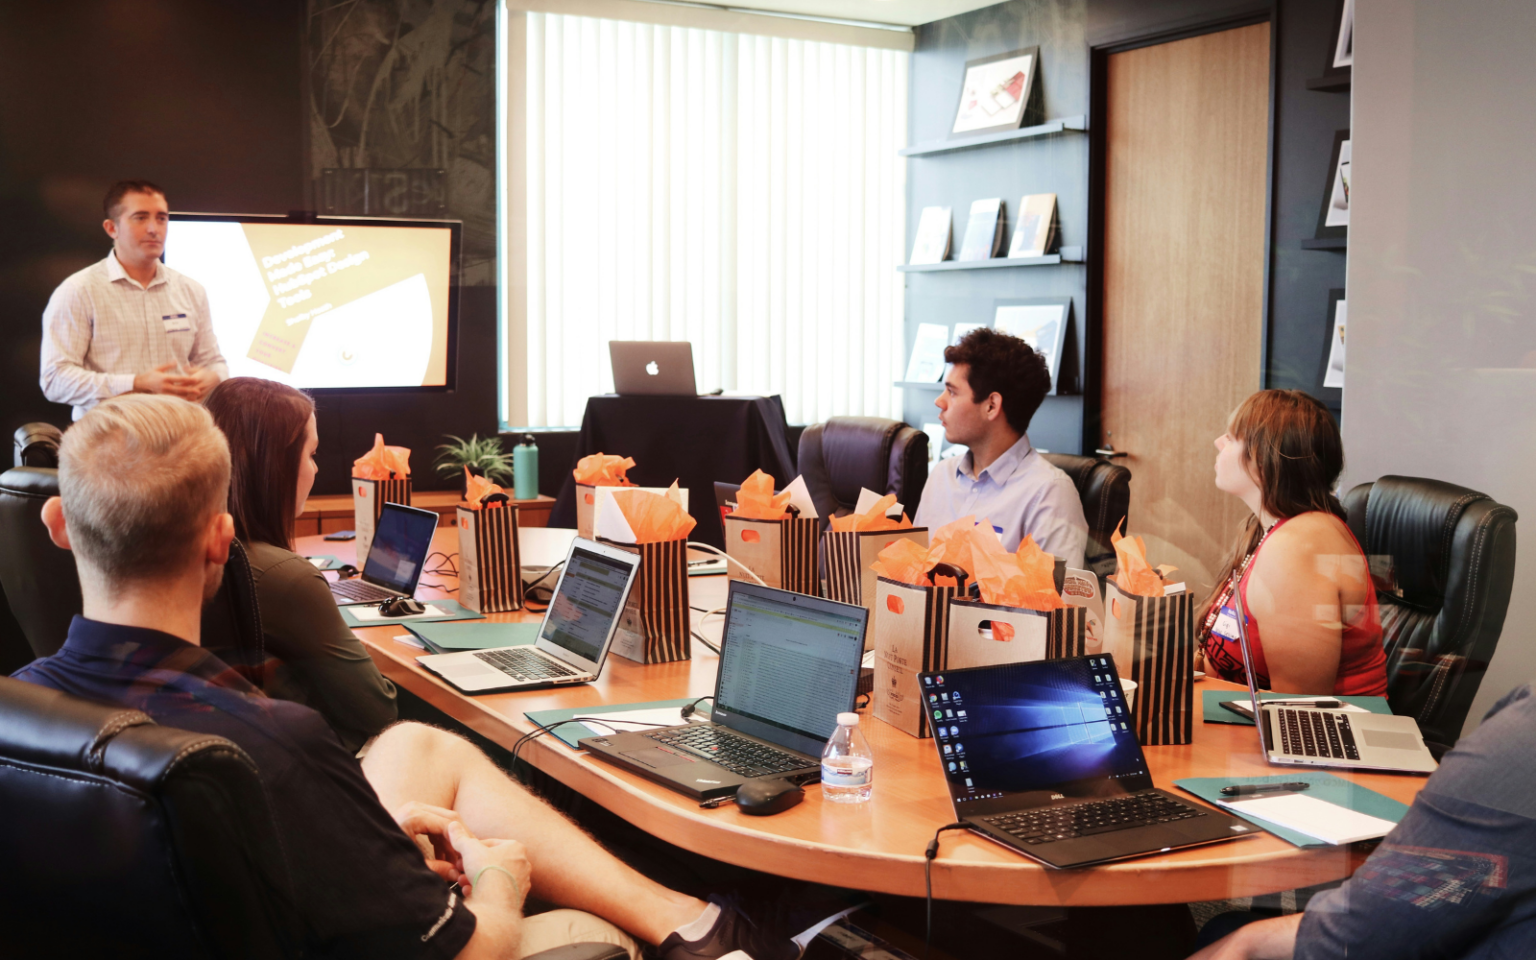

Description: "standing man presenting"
40 180 226 419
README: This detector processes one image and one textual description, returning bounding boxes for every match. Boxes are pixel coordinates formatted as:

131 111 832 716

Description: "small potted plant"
435 434 515 497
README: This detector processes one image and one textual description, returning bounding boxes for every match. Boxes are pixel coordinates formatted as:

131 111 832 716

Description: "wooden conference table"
302 527 1428 908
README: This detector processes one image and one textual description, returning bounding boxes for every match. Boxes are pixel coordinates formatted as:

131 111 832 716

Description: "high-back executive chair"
1343 475 1518 752
797 417 930 527
1041 453 1132 581
0 676 629 959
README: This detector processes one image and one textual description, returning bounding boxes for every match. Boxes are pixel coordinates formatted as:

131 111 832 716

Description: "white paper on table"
349 603 449 622
1217 793 1395 845
904 323 951 383
783 475 819 519
854 487 905 518
577 707 707 737
1233 697 1371 714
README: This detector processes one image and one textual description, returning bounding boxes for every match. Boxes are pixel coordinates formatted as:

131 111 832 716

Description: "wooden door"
1100 22 1270 594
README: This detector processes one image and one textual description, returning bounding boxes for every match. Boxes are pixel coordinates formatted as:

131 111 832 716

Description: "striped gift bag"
456 505 524 613
353 476 412 563
870 575 963 738
723 515 819 595
822 528 929 618
1103 581 1196 745
944 600 1087 668
603 538 691 664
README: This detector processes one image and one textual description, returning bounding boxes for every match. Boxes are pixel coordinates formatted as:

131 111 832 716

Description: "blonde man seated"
14 394 812 960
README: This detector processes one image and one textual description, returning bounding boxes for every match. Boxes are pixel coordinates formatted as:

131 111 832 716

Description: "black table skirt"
549 395 798 548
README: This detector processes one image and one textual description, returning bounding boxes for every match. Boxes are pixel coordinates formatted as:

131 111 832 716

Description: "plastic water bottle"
821 712 873 803
513 434 539 500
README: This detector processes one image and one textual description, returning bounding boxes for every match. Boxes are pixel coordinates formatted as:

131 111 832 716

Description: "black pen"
1221 782 1311 797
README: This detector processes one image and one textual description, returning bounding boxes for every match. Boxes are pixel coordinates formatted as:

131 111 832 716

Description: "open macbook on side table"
580 581 868 800
416 538 640 693
609 341 698 396
923 656 1257 869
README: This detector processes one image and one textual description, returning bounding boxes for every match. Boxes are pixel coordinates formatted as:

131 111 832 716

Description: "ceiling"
704 0 1004 28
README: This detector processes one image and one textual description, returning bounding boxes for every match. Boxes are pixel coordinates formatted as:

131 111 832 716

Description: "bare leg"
362 722 707 946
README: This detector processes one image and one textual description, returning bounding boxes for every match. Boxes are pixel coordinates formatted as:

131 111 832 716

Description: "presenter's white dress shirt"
915 433 1089 569
39 250 228 419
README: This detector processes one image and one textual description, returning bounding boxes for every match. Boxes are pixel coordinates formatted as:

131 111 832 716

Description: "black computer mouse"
734 779 805 816
379 596 427 617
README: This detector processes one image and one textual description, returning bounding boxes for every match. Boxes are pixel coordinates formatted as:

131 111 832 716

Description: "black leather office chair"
798 417 930 526
1343 476 1518 751
0 677 631 959
0 466 78 658
1041 453 1132 581
13 422 61 468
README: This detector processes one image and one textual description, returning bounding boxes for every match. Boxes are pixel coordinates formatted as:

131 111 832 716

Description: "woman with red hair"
1198 389 1388 697
204 377 397 750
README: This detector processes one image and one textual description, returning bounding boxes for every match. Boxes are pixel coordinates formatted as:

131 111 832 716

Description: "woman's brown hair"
203 377 315 549
1200 389 1347 622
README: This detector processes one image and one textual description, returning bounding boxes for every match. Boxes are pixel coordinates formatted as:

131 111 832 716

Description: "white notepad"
348 603 449 623
1218 793 1396 845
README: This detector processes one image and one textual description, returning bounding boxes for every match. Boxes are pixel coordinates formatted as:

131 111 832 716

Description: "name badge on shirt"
1212 604 1242 641
162 313 192 333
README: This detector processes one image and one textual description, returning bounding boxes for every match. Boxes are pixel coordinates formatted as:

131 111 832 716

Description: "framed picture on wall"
1316 288 1347 400
1331 0 1354 71
1315 130 1350 240
993 297 1075 395
949 47 1042 139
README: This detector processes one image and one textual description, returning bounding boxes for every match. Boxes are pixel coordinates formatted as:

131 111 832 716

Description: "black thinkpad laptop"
580 581 868 799
922 656 1257 869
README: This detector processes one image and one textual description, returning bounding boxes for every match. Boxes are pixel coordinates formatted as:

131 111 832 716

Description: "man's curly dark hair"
943 327 1051 434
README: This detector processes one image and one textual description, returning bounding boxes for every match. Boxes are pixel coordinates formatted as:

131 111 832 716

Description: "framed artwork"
949 47 1042 139
1317 288 1347 398
992 297 1075 395
1315 129 1350 239
1330 0 1354 71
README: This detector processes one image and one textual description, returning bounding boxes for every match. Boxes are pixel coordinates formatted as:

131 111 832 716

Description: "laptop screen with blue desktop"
923 655 1153 815
360 502 440 595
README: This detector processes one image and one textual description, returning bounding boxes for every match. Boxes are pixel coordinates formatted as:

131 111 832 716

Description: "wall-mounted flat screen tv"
163 214 460 391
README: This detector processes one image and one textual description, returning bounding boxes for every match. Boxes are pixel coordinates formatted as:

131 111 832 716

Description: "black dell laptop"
922 656 1257 869
580 581 868 799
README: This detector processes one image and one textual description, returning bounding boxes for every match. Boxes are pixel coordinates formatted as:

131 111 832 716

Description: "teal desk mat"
303 554 346 571
1175 772 1411 848
405 621 540 653
1204 690 1391 725
340 598 485 628
525 699 713 749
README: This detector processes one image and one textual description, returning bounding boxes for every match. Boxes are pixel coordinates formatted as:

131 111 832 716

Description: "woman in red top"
1198 390 1388 697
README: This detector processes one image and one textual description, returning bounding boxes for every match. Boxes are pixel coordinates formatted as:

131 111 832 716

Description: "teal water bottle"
513 434 539 500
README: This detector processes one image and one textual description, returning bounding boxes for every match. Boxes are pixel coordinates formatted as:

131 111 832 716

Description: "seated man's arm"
450 822 531 960
1023 473 1088 569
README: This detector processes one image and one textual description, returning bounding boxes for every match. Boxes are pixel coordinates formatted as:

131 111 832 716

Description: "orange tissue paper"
871 537 934 586
925 515 1007 583
974 535 1065 611
828 493 912 533
573 453 636 487
353 433 411 480
463 467 508 509
1108 521 1178 597
612 482 696 543
734 469 792 521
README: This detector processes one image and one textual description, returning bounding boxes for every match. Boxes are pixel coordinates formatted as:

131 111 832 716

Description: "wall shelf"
898 246 1084 272
1305 73 1351 92
899 116 1087 158
1301 237 1347 251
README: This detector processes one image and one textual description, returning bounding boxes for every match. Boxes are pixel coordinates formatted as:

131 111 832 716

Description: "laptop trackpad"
621 748 696 770
1361 729 1421 752
435 660 500 680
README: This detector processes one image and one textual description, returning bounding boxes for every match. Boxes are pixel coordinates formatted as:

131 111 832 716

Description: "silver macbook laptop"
1231 576 1437 774
416 538 640 693
330 502 440 605
610 341 698 395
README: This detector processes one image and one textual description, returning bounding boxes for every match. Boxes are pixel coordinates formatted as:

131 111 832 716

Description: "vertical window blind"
520 11 908 427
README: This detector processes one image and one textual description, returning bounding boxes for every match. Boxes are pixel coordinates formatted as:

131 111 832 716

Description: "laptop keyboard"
331 579 400 603
982 791 1205 846
1277 708 1360 761
645 726 815 778
473 647 582 682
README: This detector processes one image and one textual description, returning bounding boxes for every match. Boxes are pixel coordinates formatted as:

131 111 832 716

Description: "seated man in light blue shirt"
914 328 1088 568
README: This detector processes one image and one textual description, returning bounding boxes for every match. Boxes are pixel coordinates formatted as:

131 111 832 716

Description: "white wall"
1345 0 1536 734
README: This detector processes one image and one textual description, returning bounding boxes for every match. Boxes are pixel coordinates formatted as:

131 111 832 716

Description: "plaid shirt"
39 250 228 419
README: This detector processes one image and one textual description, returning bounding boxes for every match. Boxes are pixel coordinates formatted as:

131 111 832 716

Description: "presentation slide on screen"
164 221 452 388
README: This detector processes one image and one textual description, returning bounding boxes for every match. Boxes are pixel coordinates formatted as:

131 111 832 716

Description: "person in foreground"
1188 682 1536 959
203 377 397 752
14 394 811 960
39 179 226 419
1198 390 1387 696
914 327 1088 568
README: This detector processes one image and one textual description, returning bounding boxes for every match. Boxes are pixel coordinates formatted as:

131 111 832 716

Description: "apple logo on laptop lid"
646 361 659 375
